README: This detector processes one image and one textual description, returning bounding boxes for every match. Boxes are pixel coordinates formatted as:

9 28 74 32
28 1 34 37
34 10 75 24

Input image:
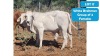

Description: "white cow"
24 11 77 50
18 10 78 50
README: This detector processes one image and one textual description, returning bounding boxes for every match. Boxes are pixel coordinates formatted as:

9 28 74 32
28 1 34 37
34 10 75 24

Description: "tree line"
14 0 86 12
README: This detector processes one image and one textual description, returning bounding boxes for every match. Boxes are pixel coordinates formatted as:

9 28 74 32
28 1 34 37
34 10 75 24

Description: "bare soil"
14 22 86 56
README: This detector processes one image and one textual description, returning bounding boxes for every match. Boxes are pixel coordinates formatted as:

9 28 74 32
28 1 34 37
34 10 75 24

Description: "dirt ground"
14 22 86 56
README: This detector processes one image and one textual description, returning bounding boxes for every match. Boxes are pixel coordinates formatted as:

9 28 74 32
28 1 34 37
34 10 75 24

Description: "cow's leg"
36 34 39 46
68 33 72 48
53 32 59 46
54 33 59 41
68 23 73 48
54 30 60 41
68 23 72 35
38 28 44 49
61 30 68 50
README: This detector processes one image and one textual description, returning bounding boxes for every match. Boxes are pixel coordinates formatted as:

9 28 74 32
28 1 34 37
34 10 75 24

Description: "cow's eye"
25 15 27 18
31 16 34 20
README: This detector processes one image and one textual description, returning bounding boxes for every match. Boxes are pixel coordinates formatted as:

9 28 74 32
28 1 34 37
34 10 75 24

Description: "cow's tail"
67 12 78 30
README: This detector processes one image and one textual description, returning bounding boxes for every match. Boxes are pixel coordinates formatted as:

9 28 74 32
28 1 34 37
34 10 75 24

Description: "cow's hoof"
39 47 41 49
69 48 72 50
61 48 64 50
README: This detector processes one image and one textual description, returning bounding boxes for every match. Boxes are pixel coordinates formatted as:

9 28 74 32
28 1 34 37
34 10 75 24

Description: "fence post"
24 0 26 12
78 0 81 39
39 1 41 12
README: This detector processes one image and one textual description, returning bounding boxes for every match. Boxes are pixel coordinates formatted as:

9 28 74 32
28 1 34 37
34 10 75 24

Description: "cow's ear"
17 17 21 22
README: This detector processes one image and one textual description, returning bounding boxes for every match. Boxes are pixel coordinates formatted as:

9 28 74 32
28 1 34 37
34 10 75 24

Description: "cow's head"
25 11 34 26
24 11 36 33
